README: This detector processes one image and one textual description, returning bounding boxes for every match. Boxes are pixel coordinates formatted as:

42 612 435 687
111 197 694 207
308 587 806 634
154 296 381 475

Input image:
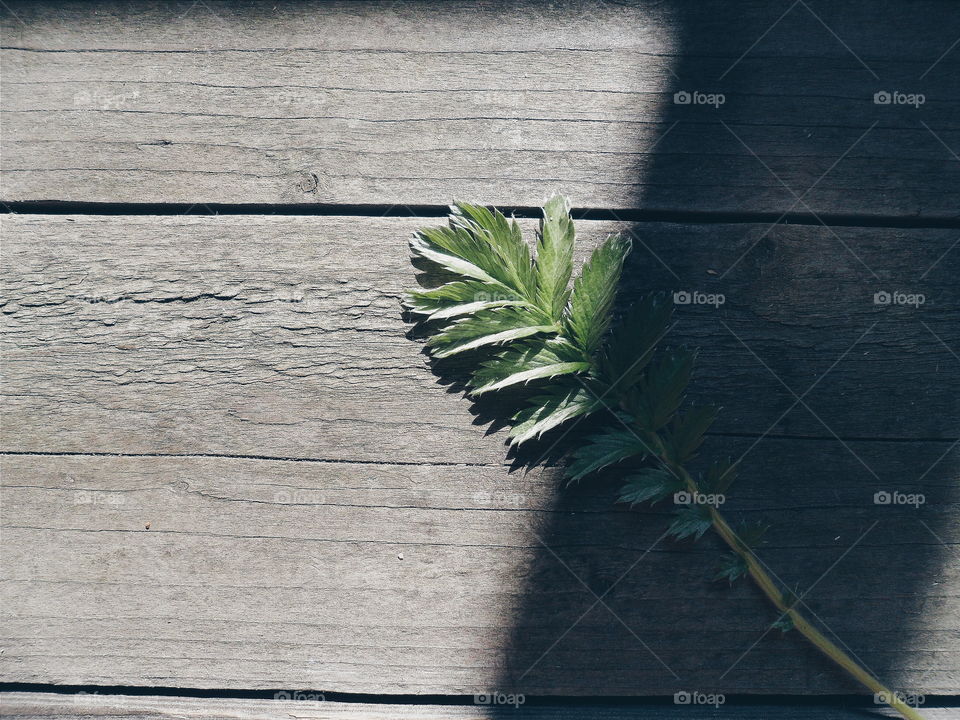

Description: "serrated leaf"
664 405 718 465
451 202 536 299
600 294 673 391
534 194 576 321
733 520 769 551
566 422 650 482
618 467 685 506
427 307 557 358
702 458 739 495
468 340 588 396
508 385 600 446
772 614 795 633
668 503 714 541
409 229 508 288
630 349 696 431
404 280 526 320
564 235 632 355
715 552 749 583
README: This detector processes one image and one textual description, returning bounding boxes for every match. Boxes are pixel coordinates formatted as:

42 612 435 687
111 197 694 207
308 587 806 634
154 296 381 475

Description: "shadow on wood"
483 0 960 706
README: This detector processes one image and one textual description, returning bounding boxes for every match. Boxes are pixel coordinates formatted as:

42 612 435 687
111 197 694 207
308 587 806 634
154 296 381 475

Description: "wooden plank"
2 1 958 216
3 692 958 720
2 215 957 692
2 215 957 465
0 444 957 694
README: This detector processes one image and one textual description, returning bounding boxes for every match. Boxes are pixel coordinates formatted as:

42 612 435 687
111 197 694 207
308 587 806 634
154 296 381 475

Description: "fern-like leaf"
405 280 525 320
534 195 576 321
702 458 739 495
427 307 557 358
451 202 536 299
468 339 588 397
564 235 632 355
628 349 696 431
663 405 718 465
409 227 508 288
405 197 913 719
600 294 673 391
668 504 714 541
715 552 749 583
509 385 600 446
618 467 684 506
566 422 651 482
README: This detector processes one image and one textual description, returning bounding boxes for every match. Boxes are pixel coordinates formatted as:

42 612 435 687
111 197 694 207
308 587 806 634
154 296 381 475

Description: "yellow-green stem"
671 466 925 720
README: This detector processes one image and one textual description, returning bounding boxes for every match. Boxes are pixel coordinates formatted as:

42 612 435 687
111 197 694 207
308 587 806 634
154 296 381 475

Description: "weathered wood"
1 440 957 693
3 692 958 720
1 214 958 693
2 215 957 466
2 1 958 216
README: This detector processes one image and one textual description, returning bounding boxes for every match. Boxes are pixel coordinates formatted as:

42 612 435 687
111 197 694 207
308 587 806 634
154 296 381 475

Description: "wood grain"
1 216 958 692
2 1 958 216
2 215 957 467
4 692 959 720
0 441 957 694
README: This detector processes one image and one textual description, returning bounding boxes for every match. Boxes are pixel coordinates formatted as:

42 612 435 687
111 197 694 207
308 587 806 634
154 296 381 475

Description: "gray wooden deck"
1 1 958 718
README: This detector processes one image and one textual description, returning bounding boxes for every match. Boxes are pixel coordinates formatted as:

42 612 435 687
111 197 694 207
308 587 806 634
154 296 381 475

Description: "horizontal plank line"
2 432 956 469
2 685 959 707
0 451 500 468
3 202 960 228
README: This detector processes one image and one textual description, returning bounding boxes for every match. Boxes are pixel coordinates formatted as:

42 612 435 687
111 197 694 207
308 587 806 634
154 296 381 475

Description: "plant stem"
670 464 926 720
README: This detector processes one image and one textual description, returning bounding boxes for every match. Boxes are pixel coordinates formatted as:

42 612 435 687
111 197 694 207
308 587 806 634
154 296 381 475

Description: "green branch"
403 195 925 720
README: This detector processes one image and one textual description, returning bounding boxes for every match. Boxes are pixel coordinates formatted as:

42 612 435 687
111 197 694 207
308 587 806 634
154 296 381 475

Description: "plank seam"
2 685 958 707
3 203 960 228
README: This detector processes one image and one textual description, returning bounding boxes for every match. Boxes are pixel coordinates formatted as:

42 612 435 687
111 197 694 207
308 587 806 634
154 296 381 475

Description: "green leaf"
772 615 794 632
715 552 748 583
409 227 508 288
427 307 557 358
733 521 768 551
566 422 650 482
404 281 526 320
668 503 714 542
618 467 685 506
468 339 588 397
664 405 718 465
600 294 673 391
702 458 739 495
534 194 576 321
451 202 536 299
564 235 632 355
774 588 799 631
508 385 600 446
629 349 696 431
